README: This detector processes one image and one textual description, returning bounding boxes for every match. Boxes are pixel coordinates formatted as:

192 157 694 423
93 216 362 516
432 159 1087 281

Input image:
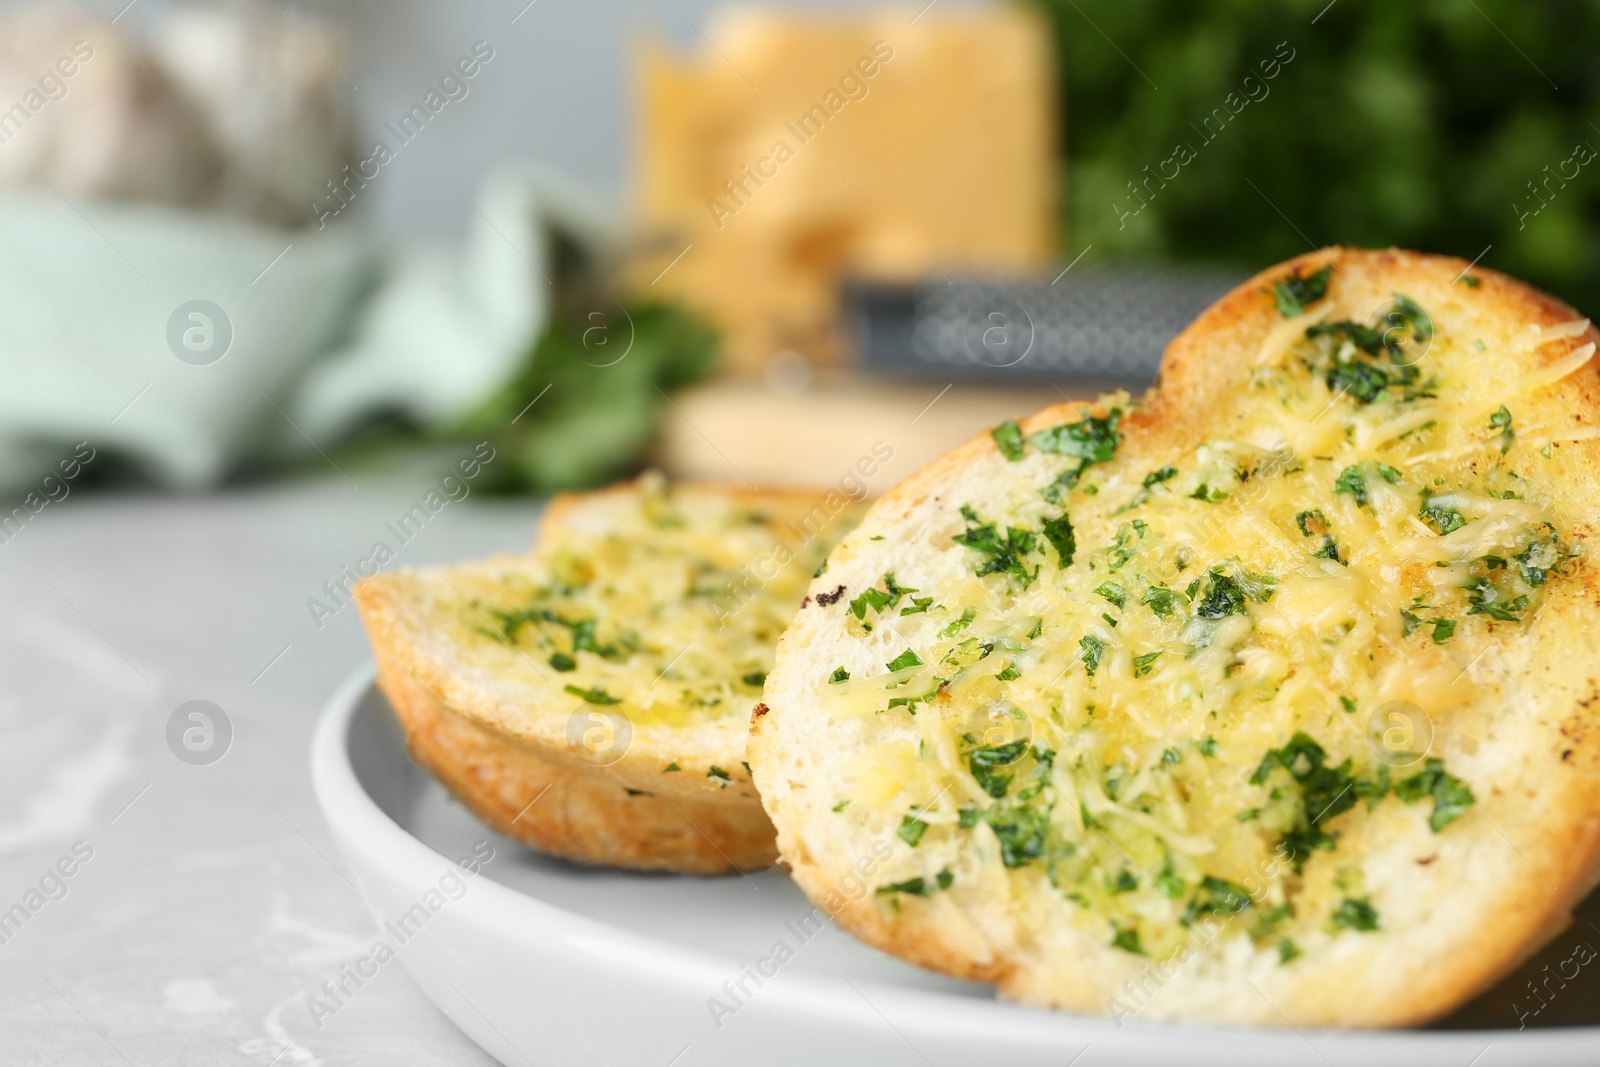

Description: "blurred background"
2 0 1595 499
3 2 1599 1061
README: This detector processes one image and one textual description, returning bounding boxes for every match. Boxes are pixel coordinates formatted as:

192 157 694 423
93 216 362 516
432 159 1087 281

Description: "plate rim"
310 663 1598 1057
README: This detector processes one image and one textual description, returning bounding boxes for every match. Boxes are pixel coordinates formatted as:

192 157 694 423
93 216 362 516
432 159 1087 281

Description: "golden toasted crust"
358 479 857 874
750 248 1600 1026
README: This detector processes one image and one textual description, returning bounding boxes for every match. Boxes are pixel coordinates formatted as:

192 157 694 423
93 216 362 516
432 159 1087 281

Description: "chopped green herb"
1395 758 1475 831
1094 581 1126 608
968 740 1030 798
898 815 929 847
1079 635 1108 676
900 596 935 616
1334 466 1369 507
1461 275 1481 289
1142 586 1178 617
1108 865 1139 894
992 418 1025 460
1296 510 1328 538
1339 696 1356 714
937 868 954 890
1183 876 1253 925
1251 732 1381 872
549 652 577 672
877 877 931 896
829 666 851 684
742 671 767 687
1198 737 1219 757
1160 747 1183 766
1111 922 1145 955
707 766 731 781
1028 409 1123 464
1278 938 1302 963
565 684 621 705
1419 491 1466 534
1464 577 1528 622
1133 650 1163 677
1042 512 1077 567
1330 898 1380 932
1490 405 1514 455
663 762 680 772
886 648 924 672
953 506 1039 587
1190 483 1228 503
1144 465 1179 488
995 662 1022 682
832 799 850 812
1432 618 1457 643
1273 264 1332 317
938 609 976 639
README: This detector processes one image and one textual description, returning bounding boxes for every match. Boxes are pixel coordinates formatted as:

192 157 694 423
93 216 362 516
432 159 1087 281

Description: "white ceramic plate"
311 667 1600 1066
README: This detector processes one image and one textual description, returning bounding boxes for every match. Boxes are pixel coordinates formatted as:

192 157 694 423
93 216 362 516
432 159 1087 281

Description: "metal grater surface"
845 262 1249 386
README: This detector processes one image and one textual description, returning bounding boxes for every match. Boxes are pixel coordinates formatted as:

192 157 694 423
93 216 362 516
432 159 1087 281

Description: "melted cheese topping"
453 477 860 728
823 287 1588 963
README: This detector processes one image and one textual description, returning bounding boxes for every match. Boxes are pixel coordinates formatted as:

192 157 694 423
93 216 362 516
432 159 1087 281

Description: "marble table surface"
0 463 541 1065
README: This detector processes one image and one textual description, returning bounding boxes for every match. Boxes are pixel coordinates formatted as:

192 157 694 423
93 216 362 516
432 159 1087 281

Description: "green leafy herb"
898 815 929 847
968 740 1030 798
886 648 924 672
900 596 935 616
1330 898 1380 932
1160 746 1183 766
1251 732 1382 872
707 765 732 781
565 684 621 704
1395 758 1475 831
1094 581 1126 608
1133 650 1163 677
995 661 1022 682
1042 512 1077 567
1490 405 1515 454
1142 586 1177 617
742 671 767 687
1296 509 1328 538
1432 618 1457 643
1111 922 1145 955
992 419 1025 460
1198 736 1219 757
663 762 680 772
549 652 577 672
1278 939 1302 964
1183 876 1253 925
938 609 976 638
829 666 851 683
1273 265 1332 316
953 505 1039 587
1419 491 1466 534
1144 465 1179 488
1079 634 1108 676
832 799 850 812
1028 409 1123 463
1464 577 1529 621
877 877 931 896
1334 466 1369 507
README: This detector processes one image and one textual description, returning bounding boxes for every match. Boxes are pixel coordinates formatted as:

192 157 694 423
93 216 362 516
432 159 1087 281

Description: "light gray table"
0 464 539 1065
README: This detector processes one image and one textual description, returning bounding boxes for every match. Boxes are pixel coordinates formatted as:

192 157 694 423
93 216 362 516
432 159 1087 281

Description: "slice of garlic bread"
358 475 862 873
749 249 1600 1025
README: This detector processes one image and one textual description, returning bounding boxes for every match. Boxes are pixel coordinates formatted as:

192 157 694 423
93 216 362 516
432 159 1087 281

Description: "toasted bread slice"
749 249 1600 1025
358 475 862 873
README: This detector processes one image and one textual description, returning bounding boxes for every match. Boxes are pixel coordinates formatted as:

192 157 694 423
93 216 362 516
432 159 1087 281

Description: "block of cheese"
629 6 1057 371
